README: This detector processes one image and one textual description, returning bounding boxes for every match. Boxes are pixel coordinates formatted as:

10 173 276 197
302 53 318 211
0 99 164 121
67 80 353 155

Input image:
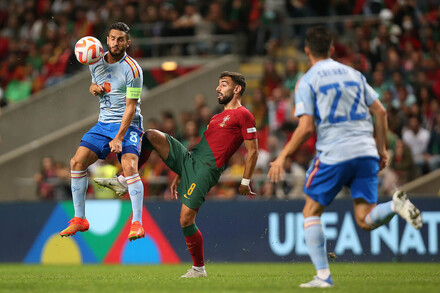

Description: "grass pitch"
0 263 438 293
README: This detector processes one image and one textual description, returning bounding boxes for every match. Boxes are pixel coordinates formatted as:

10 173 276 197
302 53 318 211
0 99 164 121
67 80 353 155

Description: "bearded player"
60 22 146 241
95 71 259 277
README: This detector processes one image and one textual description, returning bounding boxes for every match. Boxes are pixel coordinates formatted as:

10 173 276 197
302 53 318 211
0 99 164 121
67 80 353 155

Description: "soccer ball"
74 36 104 65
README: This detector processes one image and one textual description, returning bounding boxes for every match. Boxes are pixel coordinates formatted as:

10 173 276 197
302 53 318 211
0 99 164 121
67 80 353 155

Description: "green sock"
182 223 198 237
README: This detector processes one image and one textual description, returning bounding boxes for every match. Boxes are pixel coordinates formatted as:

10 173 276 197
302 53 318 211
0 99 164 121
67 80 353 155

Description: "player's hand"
378 150 389 171
267 158 285 183
238 184 256 196
109 138 122 153
90 83 104 96
170 175 181 200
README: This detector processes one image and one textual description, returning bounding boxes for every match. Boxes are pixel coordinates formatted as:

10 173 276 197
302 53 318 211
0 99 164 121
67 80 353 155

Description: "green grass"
0 263 438 293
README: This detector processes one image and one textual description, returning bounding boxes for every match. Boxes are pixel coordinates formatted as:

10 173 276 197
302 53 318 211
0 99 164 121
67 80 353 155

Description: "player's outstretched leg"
300 216 334 288
364 190 422 230
392 190 422 229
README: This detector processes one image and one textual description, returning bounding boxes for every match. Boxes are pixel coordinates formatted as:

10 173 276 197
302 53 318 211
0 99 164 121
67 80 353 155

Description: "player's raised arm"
239 138 259 196
268 114 315 183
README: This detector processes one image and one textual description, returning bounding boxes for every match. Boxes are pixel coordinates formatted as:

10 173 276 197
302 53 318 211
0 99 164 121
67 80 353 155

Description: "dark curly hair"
109 22 130 40
219 71 246 96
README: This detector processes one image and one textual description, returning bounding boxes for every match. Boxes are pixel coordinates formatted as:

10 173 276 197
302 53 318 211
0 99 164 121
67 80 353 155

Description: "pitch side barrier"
0 55 239 201
0 198 438 263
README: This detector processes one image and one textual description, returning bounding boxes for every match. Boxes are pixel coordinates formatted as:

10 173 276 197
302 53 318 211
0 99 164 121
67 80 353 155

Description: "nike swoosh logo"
183 194 190 199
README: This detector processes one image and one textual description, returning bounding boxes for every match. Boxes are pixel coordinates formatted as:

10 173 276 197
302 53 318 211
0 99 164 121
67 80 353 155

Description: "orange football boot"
128 221 145 241
60 217 89 237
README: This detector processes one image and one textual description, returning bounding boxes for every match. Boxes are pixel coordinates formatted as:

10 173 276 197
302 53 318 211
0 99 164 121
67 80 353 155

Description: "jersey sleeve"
294 78 315 117
125 59 143 99
89 65 96 84
240 110 257 140
362 74 379 106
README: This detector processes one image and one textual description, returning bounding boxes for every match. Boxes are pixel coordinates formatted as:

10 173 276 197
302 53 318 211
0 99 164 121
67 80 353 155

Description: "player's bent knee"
180 215 195 228
122 166 137 176
70 157 84 170
146 129 161 141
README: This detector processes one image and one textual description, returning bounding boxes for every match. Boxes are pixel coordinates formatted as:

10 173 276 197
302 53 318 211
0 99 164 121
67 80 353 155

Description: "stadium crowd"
3 0 439 200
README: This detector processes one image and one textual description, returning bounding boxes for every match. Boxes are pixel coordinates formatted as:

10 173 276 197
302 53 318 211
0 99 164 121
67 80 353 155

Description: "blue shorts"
79 122 143 159
304 156 379 206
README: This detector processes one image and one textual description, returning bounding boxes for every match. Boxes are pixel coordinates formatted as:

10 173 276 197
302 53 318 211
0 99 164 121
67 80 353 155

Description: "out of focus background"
0 0 439 265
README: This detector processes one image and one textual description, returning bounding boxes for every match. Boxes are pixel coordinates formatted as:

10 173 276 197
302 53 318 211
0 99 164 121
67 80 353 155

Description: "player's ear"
127 39 131 48
329 45 335 57
234 85 241 94
304 46 310 56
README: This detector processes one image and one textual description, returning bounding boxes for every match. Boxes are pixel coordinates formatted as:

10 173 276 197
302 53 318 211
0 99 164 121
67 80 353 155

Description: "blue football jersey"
294 59 379 164
89 52 144 130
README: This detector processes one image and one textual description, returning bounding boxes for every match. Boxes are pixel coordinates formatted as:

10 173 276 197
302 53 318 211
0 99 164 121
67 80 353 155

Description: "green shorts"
163 134 222 210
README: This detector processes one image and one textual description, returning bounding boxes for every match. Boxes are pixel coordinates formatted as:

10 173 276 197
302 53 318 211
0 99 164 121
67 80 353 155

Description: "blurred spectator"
182 119 201 150
267 86 292 133
173 3 201 36
389 139 418 188
402 115 431 173
249 88 269 150
283 59 303 92
260 180 276 199
260 58 282 97
202 1 237 54
34 156 70 200
34 156 57 200
372 70 388 101
197 106 213 136
160 110 182 140
426 111 440 172
274 156 306 200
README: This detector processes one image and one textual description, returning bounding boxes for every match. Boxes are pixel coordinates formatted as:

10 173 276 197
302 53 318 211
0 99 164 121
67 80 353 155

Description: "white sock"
317 268 330 280
71 170 88 219
126 174 143 223
118 174 128 188
193 265 205 272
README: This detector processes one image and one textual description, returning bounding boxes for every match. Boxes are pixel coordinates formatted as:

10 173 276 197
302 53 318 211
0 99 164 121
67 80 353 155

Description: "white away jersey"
89 52 144 130
294 59 379 164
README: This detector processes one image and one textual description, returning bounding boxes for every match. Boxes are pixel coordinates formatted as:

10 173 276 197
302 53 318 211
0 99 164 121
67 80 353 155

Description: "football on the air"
74 36 104 65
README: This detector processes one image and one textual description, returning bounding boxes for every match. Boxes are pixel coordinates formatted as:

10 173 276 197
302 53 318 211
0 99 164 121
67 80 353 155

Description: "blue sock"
71 170 88 219
304 217 329 273
365 201 395 229
126 174 144 224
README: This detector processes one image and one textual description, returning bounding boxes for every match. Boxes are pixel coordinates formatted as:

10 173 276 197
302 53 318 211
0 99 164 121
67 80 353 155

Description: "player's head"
217 71 246 105
107 22 131 58
305 25 333 59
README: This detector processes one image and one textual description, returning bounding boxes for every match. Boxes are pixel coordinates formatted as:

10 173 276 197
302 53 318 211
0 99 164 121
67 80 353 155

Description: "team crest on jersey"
219 115 230 127
104 82 111 93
